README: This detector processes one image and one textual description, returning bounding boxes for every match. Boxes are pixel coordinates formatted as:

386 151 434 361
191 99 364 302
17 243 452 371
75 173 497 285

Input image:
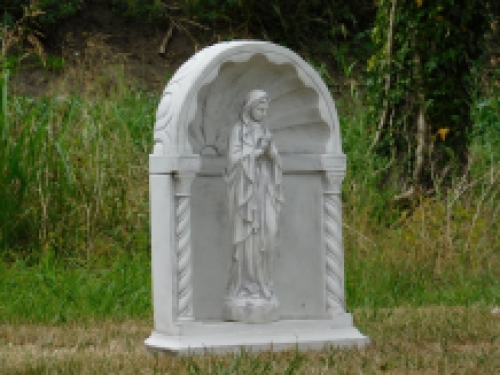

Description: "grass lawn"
1 307 499 374
1 251 499 374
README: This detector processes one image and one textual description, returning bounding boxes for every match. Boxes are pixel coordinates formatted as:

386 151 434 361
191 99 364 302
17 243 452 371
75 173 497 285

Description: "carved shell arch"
153 41 342 156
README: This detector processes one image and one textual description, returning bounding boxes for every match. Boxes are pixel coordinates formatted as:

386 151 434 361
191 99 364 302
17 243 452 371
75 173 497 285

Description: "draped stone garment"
225 119 283 300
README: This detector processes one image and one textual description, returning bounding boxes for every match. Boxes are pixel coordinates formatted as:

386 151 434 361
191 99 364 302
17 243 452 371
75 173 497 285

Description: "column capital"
322 171 344 194
173 172 196 196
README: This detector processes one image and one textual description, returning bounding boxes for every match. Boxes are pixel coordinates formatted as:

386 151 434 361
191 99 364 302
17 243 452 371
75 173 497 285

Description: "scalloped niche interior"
188 54 330 156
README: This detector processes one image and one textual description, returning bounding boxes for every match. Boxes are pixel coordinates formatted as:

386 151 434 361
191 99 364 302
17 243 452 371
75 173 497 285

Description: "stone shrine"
145 40 369 354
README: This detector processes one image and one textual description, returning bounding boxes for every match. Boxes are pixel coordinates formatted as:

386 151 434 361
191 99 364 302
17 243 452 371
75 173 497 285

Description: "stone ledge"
149 154 346 175
145 317 369 355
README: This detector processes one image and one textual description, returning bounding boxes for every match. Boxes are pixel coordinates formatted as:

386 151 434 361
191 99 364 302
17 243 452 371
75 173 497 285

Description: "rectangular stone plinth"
144 316 369 355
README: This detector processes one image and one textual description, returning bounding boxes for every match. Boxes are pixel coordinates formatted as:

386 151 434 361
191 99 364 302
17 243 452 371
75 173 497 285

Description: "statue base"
223 296 279 323
145 314 370 355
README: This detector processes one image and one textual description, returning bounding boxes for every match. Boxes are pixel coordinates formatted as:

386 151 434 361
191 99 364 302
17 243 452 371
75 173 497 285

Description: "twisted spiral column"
323 172 346 314
174 173 195 321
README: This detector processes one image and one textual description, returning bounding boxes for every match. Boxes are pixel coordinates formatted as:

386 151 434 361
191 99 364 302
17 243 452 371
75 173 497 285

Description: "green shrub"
182 0 375 49
366 0 491 194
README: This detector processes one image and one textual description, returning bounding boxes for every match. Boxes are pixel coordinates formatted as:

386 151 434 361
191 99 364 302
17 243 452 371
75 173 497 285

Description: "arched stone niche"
189 55 330 156
146 41 368 354
153 42 342 156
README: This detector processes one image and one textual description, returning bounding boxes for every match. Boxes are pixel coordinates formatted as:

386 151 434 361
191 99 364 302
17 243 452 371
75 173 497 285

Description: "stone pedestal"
145 315 367 355
224 296 279 323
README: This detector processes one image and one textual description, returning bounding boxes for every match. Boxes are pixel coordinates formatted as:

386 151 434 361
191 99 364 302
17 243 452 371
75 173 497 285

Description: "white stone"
145 316 366 355
223 90 283 323
146 40 369 354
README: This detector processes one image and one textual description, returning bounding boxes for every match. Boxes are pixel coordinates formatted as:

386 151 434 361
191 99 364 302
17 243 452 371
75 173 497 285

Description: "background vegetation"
0 0 498 315
3 0 374 44
367 0 492 199
3 0 83 26
1 0 499 373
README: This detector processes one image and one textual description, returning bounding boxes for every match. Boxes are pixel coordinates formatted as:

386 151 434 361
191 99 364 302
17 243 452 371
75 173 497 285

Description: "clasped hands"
257 134 278 160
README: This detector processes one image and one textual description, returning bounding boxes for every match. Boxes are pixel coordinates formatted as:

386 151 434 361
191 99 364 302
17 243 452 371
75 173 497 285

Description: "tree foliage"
2 1 375 49
183 0 375 48
366 0 491 198
2 0 84 26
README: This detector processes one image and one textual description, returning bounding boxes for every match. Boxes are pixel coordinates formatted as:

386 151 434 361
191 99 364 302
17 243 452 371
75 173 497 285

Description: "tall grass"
1 62 499 322
338 72 500 309
0 73 154 260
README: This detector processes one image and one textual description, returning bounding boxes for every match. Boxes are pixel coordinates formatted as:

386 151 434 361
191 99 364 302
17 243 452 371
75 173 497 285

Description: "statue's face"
250 102 268 122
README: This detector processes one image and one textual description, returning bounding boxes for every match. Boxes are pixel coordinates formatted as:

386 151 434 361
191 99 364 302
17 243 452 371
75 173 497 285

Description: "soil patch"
10 2 219 96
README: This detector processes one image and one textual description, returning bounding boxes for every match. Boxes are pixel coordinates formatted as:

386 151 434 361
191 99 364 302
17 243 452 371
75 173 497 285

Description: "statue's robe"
225 120 283 299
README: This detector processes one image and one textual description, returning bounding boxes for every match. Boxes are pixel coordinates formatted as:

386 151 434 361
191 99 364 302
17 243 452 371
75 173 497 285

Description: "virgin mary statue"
224 90 284 323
